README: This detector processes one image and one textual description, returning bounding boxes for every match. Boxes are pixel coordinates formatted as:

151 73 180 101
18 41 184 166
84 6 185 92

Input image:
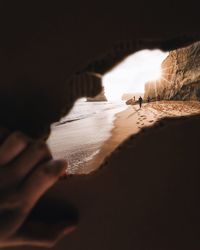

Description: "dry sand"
82 101 200 174
15 101 200 250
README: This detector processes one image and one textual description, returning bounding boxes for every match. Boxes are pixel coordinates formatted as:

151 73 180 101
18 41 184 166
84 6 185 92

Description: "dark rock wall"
1 2 200 139
87 86 107 102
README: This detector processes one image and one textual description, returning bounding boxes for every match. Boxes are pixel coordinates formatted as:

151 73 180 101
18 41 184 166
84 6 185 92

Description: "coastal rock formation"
2 2 200 250
0 2 200 140
144 42 200 101
87 86 107 102
125 98 135 105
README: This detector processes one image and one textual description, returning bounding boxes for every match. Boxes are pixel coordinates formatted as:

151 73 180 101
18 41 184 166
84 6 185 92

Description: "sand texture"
14 101 200 250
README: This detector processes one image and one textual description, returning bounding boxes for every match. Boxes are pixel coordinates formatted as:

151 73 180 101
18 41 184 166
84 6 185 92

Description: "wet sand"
83 101 200 174
47 101 125 174
16 102 200 250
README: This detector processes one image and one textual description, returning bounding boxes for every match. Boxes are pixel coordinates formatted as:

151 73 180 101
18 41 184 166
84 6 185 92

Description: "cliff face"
144 42 200 101
87 86 107 102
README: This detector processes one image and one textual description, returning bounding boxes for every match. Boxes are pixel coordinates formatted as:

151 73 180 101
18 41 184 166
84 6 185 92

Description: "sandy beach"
8 100 200 250
47 100 126 174
17 101 200 250
48 100 200 175
83 101 200 174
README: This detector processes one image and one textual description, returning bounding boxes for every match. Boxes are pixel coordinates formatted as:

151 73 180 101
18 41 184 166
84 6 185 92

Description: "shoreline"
77 105 144 174
48 101 126 174
80 101 200 174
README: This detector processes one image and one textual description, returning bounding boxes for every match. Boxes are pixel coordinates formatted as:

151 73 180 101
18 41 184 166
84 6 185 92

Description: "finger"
20 159 67 214
0 160 68 236
10 221 76 248
0 132 31 166
7 141 52 183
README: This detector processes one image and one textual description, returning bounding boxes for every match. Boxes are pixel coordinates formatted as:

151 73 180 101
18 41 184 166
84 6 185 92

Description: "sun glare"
103 49 168 101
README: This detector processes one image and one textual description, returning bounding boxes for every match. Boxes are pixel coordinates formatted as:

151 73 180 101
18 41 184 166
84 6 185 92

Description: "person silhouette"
139 96 143 108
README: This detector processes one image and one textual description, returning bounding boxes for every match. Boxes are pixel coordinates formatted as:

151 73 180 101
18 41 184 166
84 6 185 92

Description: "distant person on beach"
139 96 143 108
147 96 150 103
133 96 135 102
157 95 161 101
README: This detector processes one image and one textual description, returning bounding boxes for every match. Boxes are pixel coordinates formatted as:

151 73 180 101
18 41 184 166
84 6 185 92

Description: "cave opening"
48 42 200 175
103 49 168 101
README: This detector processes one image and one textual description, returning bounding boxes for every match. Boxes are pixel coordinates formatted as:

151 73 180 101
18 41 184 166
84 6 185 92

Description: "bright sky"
103 49 168 101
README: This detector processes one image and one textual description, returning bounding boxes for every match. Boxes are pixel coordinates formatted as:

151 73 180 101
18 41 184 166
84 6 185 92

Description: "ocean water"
47 99 126 174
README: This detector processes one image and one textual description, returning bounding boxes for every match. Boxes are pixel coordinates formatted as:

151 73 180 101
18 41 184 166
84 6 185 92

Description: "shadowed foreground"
1 1 200 249
13 114 200 250
1 1 200 140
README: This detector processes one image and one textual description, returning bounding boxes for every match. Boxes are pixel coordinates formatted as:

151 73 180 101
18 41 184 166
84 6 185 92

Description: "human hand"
0 130 77 248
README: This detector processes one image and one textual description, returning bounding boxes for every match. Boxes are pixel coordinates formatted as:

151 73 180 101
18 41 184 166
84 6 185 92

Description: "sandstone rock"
87 86 107 102
125 98 135 105
144 42 200 101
